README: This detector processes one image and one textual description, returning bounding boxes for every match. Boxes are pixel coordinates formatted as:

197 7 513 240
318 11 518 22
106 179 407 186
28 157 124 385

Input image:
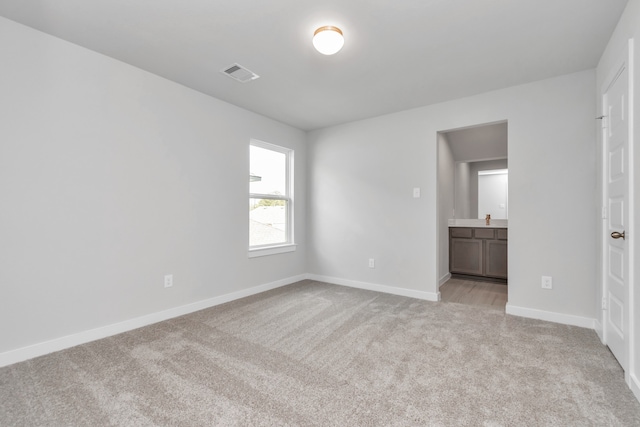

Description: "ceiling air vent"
221 63 260 83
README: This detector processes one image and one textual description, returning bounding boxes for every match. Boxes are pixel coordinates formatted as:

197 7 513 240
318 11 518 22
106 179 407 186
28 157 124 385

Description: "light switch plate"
164 274 173 288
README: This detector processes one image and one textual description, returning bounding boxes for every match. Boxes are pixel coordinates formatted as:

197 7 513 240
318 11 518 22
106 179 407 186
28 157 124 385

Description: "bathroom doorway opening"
437 120 508 310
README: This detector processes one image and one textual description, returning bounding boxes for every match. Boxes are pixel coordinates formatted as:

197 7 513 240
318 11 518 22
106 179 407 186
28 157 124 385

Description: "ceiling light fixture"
313 26 344 55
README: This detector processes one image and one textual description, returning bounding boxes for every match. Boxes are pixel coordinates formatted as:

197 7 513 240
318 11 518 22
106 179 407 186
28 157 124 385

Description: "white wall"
437 133 455 285
596 0 640 401
308 69 597 322
454 162 471 219
0 17 307 357
306 111 435 298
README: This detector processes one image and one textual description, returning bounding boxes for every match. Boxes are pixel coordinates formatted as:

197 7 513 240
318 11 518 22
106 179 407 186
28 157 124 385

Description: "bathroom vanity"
448 220 507 280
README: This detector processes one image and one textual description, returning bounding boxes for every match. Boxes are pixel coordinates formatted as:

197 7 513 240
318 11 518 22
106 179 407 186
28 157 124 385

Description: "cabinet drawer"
450 228 473 238
474 228 495 239
496 229 508 240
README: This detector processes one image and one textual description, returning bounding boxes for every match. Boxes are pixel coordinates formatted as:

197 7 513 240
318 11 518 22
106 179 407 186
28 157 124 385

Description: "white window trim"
249 139 295 257
248 243 297 258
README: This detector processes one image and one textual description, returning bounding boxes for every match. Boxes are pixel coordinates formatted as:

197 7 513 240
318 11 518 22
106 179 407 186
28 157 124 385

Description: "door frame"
600 39 635 384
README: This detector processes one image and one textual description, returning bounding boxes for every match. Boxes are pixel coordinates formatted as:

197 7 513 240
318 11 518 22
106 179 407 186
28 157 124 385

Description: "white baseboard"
0 274 308 368
308 274 440 302
505 303 596 329
630 372 640 404
594 319 604 343
439 273 451 288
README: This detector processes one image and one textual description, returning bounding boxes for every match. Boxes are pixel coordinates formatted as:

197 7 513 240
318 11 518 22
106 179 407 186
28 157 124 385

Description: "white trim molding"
309 274 440 302
0 274 308 368
439 273 452 288
631 372 640 403
248 243 297 258
594 319 604 344
506 303 596 329
626 36 637 407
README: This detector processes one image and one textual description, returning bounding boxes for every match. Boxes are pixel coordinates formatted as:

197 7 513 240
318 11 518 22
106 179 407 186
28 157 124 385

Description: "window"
249 140 295 257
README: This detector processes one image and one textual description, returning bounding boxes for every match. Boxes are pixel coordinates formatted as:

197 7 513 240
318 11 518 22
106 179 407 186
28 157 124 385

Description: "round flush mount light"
313 26 344 55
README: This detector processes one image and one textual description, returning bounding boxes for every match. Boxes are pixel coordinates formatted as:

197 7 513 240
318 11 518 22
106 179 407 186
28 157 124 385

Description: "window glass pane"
250 198 287 246
250 145 286 196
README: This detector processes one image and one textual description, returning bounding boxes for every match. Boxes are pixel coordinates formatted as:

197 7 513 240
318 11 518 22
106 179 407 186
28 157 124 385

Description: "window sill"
248 244 297 258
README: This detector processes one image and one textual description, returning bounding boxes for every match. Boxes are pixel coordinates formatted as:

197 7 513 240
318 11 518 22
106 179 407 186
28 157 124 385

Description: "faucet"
485 214 491 226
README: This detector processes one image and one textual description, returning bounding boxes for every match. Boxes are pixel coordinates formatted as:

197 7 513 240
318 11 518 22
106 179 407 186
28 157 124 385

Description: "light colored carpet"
2 280 640 426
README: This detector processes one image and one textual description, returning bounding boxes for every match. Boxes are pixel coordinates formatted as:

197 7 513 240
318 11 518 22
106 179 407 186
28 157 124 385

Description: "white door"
603 61 629 371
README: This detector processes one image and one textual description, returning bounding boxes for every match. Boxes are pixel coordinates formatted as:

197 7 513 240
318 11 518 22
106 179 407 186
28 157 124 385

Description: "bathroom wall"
438 133 456 284
454 162 471 219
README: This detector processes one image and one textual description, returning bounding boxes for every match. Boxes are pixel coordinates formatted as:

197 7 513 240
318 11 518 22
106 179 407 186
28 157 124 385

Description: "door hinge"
597 115 607 129
602 297 607 310
602 206 607 220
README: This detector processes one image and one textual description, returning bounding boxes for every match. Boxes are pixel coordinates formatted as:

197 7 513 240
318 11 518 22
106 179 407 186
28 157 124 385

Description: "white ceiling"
0 0 629 131
445 122 508 163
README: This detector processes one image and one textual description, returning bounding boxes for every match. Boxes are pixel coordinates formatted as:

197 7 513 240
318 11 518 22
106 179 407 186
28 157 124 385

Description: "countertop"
448 219 508 228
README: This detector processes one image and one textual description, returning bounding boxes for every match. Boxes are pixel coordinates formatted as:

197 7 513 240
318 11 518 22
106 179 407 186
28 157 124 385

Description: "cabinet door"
485 240 508 279
450 238 483 276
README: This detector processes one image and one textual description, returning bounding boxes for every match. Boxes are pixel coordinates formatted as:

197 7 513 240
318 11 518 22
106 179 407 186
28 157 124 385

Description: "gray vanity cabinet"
449 227 507 280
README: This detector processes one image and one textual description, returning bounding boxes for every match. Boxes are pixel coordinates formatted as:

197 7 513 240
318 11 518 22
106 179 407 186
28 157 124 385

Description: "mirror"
454 160 508 219
478 169 508 219
443 121 508 219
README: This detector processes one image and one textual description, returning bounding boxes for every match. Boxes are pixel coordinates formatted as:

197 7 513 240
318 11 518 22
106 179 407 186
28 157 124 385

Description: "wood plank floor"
440 276 507 309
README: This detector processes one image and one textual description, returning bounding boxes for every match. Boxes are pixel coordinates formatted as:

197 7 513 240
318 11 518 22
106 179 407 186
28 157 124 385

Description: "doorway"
437 121 509 308
440 276 508 309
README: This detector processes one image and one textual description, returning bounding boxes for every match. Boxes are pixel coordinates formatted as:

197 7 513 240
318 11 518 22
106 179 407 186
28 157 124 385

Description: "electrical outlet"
368 258 375 268
164 274 173 288
541 276 552 290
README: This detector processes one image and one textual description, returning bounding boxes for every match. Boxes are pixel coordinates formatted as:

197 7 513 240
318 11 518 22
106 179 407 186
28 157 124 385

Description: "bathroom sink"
447 219 508 228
